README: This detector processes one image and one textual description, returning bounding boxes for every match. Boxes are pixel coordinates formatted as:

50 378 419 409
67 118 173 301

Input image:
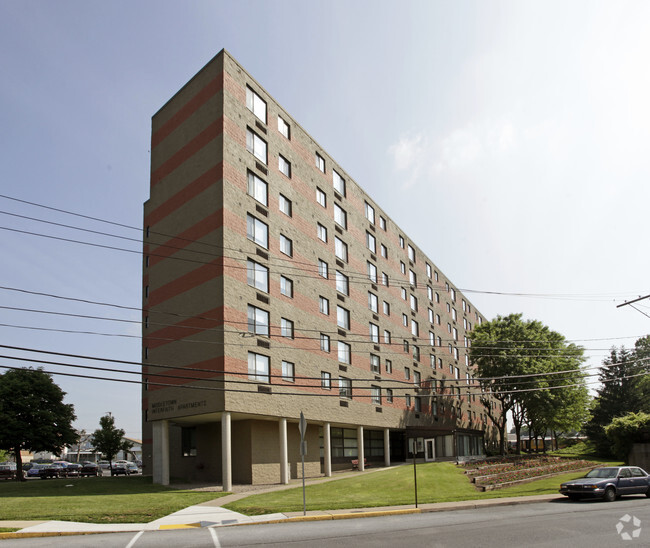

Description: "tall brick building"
142 49 496 487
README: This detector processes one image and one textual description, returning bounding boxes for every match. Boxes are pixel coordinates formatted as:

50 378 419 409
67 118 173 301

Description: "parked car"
39 463 64 479
64 462 82 477
111 461 139 476
80 461 99 477
98 460 111 470
0 463 18 480
26 463 46 478
560 466 650 502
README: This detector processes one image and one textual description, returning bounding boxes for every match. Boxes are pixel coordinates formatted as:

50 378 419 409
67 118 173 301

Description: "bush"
604 412 650 461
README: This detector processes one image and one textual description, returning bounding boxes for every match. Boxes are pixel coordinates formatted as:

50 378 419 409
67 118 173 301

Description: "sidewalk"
0 469 562 539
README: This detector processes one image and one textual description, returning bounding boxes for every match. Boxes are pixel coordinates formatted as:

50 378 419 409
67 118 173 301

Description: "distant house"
62 433 142 463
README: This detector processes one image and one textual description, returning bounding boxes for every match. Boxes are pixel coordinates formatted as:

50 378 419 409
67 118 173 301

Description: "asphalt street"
3 497 649 547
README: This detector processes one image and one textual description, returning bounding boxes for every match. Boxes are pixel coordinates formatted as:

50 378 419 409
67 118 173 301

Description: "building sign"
150 399 208 417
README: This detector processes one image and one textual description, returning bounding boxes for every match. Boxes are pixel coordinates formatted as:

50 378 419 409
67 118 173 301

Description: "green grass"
225 457 624 516
0 476 226 523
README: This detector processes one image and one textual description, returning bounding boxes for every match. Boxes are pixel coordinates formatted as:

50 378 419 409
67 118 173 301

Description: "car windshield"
585 468 618 478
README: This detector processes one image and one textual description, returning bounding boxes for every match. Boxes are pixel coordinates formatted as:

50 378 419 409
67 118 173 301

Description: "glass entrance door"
425 438 435 462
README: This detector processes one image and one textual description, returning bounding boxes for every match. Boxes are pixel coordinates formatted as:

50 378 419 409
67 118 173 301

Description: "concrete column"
384 428 391 467
222 412 232 491
279 418 288 484
152 420 169 486
323 422 332 477
357 425 365 471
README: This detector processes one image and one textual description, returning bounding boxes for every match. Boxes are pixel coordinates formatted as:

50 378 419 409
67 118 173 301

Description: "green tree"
0 368 77 480
469 313 586 455
92 414 132 473
604 411 650 461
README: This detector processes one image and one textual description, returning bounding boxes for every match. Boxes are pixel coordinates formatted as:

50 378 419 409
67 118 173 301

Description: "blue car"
560 466 650 502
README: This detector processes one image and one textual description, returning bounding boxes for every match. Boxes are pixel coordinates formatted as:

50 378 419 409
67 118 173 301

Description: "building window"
248 352 269 383
368 292 378 313
430 354 436 368
335 237 348 262
410 294 418 312
336 271 349 295
320 333 330 352
319 296 330 315
383 301 390 315
435 292 440 303
280 276 293 298
371 385 381 405
379 216 386 230
414 396 421 412
383 330 391 344
278 360 294 382
339 377 352 399
462 299 467 312
367 261 377 283
365 202 375 224
409 270 417 286
317 188 327 207
454 347 460 360
247 171 268 206
399 235 405 249
370 354 380 373
426 263 432 279
380 244 387 258
412 320 419 337
400 261 406 275
181 427 197 457
447 323 452 333
318 259 328 279
385 359 392 373
428 308 434 324
382 272 389 286
247 259 269 293
404 367 411 380
455 366 460 379
338 341 351 364
408 244 416 262
427 286 433 301
337 306 350 330
280 234 293 257
247 214 268 248
279 194 292 217
246 128 267 164
370 323 379 343
436 314 441 325
279 154 291 178
247 305 269 336
437 336 442 347
386 388 393 403
321 371 331 389
413 370 421 387
451 288 456 302
405 394 411 408
413 344 420 361
429 331 435 345
333 169 346 196
317 223 328 243
402 313 408 327
278 115 290 139
316 152 326 173
246 86 267 123
435 271 439 282
334 203 347 229
452 308 457 321
281 318 294 339
401 287 407 301
453 327 458 341
366 232 376 253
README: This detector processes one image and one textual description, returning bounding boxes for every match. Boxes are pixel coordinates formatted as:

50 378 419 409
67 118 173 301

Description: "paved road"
4 497 650 547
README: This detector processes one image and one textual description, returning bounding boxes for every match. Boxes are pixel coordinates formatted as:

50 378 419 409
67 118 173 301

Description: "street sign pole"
299 412 307 516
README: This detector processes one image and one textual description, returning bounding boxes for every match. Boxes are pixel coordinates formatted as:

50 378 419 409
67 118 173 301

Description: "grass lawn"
0 476 225 523
225 457 623 516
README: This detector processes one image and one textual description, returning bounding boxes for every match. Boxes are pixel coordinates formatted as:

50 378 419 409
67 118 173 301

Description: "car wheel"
604 487 616 502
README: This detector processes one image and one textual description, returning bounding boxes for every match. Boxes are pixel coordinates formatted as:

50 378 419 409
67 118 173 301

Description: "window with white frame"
282 360 295 382
453 327 458 341
429 331 435 345
247 259 269 293
247 214 268 248
380 244 387 258
434 271 439 282
320 333 330 352
383 300 390 315
400 261 406 274
435 292 440 303
338 341 351 363
336 271 349 295
401 287 407 301
319 296 329 315
281 318 294 339
246 128 267 164
334 203 347 228
280 276 293 298
278 115 290 139
410 294 418 312
335 237 348 262
405 394 411 408
386 388 393 402
402 313 408 327
365 202 375 224
452 308 457 321
370 354 380 373
368 291 378 313
278 154 291 178
279 194 292 217
337 306 350 330
247 305 269 336
411 320 419 337
339 377 352 399
427 286 433 301
409 269 417 286
426 263 432 279
318 259 328 279
247 171 267 206
384 330 391 344
408 244 415 262
371 385 381 404
428 308 434 324
333 169 346 196
399 235 405 248
317 223 328 243
280 234 293 256
248 352 269 382
379 216 386 230
316 152 326 172
367 261 377 283
430 354 436 368
413 370 421 387
404 366 411 380
382 272 389 286
370 322 379 343
317 188 327 207
436 314 441 325
366 232 376 253
246 86 267 123
454 347 459 360
413 344 420 361
451 288 456 302
321 371 331 389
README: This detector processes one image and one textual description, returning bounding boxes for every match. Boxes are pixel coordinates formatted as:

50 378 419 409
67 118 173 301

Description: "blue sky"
1 1 649 439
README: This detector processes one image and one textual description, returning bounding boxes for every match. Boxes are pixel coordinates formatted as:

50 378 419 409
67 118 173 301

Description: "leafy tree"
604 411 650 461
469 313 586 454
0 368 77 480
92 414 132 472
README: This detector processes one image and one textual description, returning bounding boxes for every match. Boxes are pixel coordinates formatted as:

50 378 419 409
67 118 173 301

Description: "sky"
1 1 649 440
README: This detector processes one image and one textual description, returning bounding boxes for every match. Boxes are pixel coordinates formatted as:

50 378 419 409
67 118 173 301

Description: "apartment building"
142 49 497 487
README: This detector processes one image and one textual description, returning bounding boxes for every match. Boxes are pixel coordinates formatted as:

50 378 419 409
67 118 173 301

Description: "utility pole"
617 294 650 318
